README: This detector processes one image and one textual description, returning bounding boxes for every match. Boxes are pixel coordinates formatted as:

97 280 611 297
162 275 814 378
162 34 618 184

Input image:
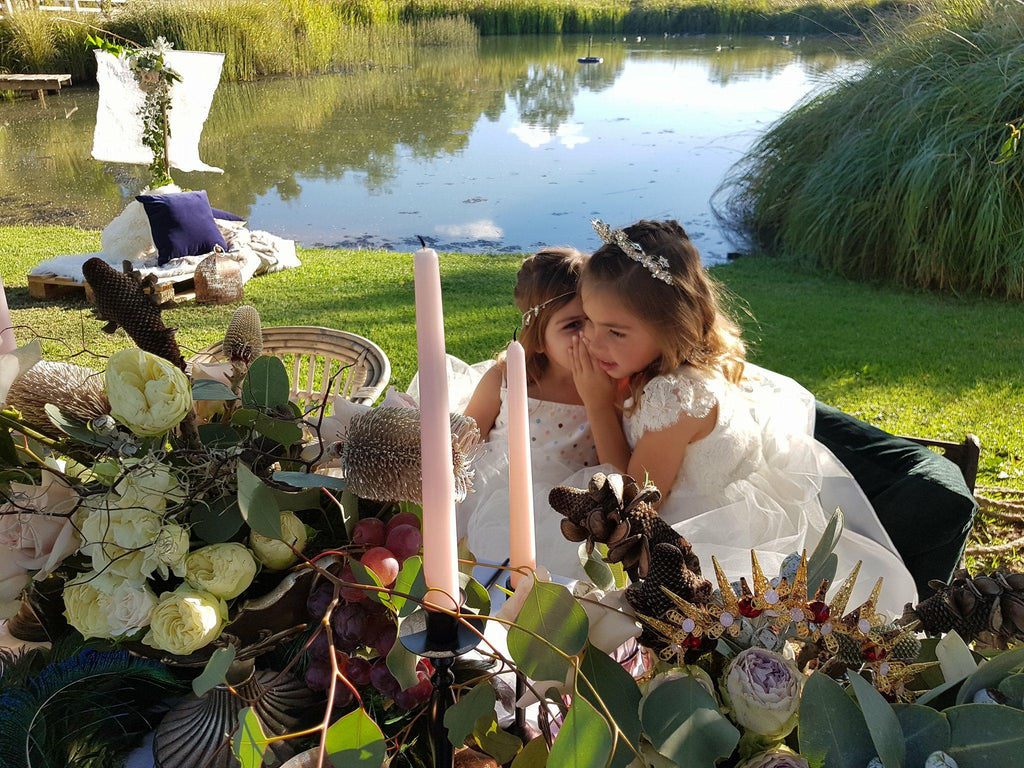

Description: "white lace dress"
409 357 599 580
623 363 918 616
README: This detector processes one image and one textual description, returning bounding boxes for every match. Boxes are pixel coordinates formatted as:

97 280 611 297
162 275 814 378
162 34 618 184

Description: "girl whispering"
570 219 917 615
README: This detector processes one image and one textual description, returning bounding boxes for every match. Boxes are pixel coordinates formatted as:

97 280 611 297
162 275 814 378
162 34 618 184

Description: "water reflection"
0 35 859 261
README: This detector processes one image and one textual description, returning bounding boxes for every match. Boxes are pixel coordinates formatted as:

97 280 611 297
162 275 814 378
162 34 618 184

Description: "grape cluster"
304 511 430 710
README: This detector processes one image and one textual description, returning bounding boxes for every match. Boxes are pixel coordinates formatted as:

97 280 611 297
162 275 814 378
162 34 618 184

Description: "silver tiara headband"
522 290 576 328
591 219 674 284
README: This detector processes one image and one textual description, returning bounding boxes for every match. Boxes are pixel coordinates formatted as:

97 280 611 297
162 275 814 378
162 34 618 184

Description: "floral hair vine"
591 219 674 284
522 290 576 328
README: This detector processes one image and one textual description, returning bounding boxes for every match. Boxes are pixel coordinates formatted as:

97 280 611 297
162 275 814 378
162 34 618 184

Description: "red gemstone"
738 597 763 618
808 601 830 624
684 633 704 648
861 643 887 662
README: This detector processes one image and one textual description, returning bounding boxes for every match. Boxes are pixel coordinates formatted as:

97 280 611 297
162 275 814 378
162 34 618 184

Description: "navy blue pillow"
136 190 228 266
211 207 244 222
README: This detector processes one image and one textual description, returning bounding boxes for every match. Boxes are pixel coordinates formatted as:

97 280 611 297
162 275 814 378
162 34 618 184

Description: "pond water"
0 35 861 263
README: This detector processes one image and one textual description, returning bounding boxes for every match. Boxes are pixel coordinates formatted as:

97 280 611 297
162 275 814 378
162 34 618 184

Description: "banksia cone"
626 542 713 649
892 633 922 662
338 407 482 503
7 361 110 437
550 472 697 580
82 258 185 370
900 569 1024 648
833 631 864 666
223 305 263 365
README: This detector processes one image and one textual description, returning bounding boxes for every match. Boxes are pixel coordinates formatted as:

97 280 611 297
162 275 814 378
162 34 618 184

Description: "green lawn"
2 225 1021 565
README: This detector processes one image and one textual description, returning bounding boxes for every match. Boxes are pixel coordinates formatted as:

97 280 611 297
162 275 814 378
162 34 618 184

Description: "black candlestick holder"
399 599 484 768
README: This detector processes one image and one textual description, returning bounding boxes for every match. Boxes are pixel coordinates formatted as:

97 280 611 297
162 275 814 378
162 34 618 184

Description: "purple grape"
332 603 367 646
306 584 333 620
372 629 396 657
305 660 332 692
346 656 372 687
411 678 434 705
309 630 331 660
394 688 421 710
385 524 423 562
332 684 355 709
370 660 400 698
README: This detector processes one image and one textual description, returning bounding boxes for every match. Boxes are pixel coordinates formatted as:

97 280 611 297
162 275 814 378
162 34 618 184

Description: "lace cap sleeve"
632 370 717 436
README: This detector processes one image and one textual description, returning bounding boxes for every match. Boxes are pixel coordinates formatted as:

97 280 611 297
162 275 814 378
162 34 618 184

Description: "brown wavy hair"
509 247 587 385
582 220 745 412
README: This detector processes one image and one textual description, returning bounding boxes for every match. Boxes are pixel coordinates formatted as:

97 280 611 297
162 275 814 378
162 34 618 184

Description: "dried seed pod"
7 361 111 437
223 305 263 364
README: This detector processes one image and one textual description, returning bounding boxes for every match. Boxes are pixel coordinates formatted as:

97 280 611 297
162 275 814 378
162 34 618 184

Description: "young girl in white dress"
567 219 918 616
435 248 601 578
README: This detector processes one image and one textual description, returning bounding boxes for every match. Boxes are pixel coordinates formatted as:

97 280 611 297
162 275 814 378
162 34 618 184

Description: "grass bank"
1 225 1021 566
0 0 919 82
719 0 1024 297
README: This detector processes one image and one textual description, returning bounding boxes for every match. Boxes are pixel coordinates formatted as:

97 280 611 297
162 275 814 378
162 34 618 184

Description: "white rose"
143 588 228 655
78 494 163 582
578 588 641 654
64 575 113 638
115 458 183 513
154 524 189 578
250 512 307 570
105 349 192 436
106 577 157 636
185 543 257 599
63 572 156 638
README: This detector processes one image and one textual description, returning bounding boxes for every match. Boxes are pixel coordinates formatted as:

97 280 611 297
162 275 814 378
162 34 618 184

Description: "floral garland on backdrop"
0 262 1022 768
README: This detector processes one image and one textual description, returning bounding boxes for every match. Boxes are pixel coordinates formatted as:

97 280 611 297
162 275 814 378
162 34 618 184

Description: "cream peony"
723 648 804 738
250 511 307 570
105 349 192 436
185 543 257 599
63 572 155 638
736 748 810 768
77 494 164 582
115 458 183 513
143 588 228 655
64 577 114 639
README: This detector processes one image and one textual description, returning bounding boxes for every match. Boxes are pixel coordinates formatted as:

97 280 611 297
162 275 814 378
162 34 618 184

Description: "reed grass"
0 1 478 82
719 0 1024 297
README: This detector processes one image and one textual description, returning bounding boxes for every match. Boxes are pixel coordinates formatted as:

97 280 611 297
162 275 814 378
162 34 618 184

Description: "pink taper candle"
0 275 15 354
506 340 536 587
413 246 460 611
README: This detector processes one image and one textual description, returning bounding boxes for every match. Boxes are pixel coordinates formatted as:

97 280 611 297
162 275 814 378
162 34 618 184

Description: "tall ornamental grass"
719 0 1024 297
0 1 477 82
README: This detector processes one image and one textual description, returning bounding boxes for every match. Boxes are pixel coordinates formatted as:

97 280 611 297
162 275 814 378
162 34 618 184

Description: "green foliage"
798 672 875 768
506 580 589 682
242 355 290 409
577 644 642 768
721 0 1024 297
549 695 613 768
237 461 283 538
891 705 951 767
848 672 905 768
233 707 271 768
445 682 496 747
192 645 237 697
955 647 1024 705
324 707 387 767
639 676 739 768
945 704 1024 766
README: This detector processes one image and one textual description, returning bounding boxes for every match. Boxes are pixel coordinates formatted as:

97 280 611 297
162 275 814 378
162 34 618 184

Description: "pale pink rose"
0 557 30 619
0 473 81 578
380 386 418 409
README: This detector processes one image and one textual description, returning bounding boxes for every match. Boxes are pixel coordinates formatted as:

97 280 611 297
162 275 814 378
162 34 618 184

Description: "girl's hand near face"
569 334 617 409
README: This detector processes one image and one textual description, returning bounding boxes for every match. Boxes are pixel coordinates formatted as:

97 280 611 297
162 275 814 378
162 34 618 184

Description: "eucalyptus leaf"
891 704 950 767
507 580 589 682
997 673 1024 706
191 496 244 543
392 556 429 617
254 416 303 448
445 683 496 747
473 714 522 764
231 408 260 428
849 672 905 768
193 645 236 697
198 423 242 448
580 542 615 591
349 559 384 605
340 488 359 538
0 427 17 466
955 647 1024 705
945 703 1024 766
457 537 477 578
640 676 739 768
192 379 240 401
459 571 491 616
578 643 642 768
549 695 613 768
511 736 549 768
237 462 283 539
232 707 270 768
798 672 875 768
807 509 843 590
385 630 419 690
44 404 117 447
324 707 386 768
242 356 290 410
938 631 979 689
273 470 348 491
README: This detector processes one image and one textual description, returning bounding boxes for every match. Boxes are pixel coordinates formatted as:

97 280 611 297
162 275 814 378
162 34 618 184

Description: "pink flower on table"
0 472 81 577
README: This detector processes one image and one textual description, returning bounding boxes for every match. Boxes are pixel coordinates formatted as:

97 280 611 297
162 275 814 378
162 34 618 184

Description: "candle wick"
417 235 427 249
513 326 518 342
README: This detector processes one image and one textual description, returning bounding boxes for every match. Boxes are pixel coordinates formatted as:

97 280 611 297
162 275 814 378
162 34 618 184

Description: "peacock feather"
0 649 183 768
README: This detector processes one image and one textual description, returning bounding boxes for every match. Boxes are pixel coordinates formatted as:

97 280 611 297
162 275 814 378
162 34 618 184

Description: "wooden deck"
28 272 197 305
0 74 71 107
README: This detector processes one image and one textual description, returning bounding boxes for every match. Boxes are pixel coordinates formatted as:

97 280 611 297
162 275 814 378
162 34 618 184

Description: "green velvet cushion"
813 401 976 597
